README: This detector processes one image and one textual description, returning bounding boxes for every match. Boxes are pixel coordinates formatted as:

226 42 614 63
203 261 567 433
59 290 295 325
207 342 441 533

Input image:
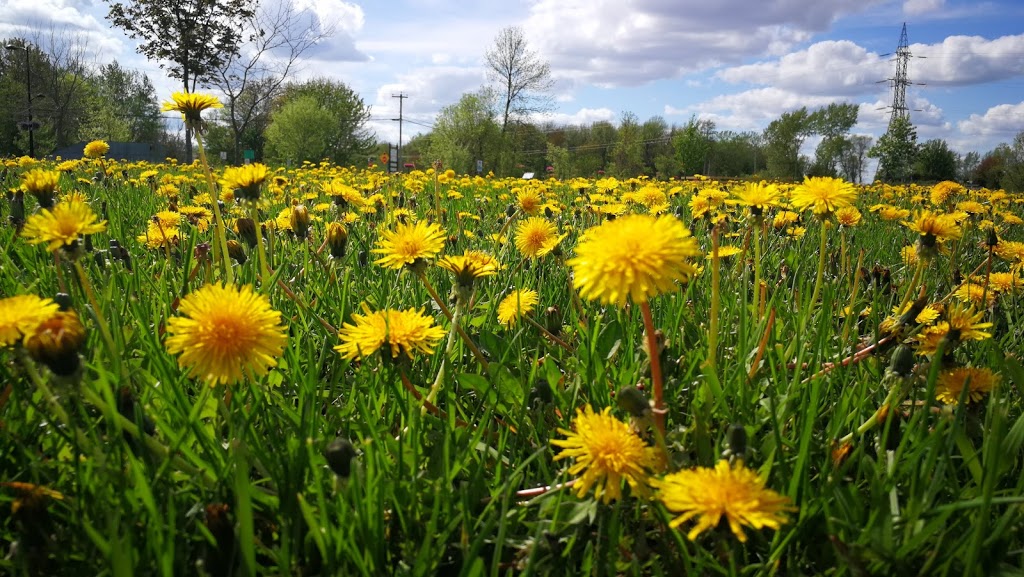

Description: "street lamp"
5 43 36 159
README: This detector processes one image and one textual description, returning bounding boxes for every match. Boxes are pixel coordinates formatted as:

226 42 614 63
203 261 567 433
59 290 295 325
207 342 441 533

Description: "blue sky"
3 0 1024 161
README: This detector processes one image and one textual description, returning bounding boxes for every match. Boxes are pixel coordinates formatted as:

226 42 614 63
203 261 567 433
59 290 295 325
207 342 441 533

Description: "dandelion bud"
226 240 247 264
726 424 748 460
616 385 651 419
54 293 73 311
24 311 85 377
326 222 348 259
888 344 915 377
357 250 368 267
986 227 999 248
529 379 554 405
7 190 25 227
545 305 562 336
325 437 356 478
286 203 308 239
236 217 258 248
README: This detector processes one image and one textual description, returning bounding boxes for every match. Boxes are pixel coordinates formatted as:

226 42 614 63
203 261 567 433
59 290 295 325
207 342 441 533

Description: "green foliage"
869 116 918 183
425 88 501 175
764 107 813 179
268 78 374 166
609 112 644 177
914 139 958 182
264 95 340 165
672 116 714 176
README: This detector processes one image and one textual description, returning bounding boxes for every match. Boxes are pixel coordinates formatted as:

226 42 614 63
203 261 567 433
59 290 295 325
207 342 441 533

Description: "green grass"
2 164 1024 576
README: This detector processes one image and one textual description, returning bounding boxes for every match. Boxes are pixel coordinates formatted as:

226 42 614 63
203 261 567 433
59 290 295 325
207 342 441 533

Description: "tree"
273 78 374 166
485 26 553 135
958 151 980 184
264 95 338 164
212 0 334 164
763 108 812 180
84 61 161 142
1001 131 1024 192
104 0 257 161
913 139 957 182
838 135 872 183
425 88 501 174
869 116 918 183
808 103 858 177
609 111 644 177
673 116 715 176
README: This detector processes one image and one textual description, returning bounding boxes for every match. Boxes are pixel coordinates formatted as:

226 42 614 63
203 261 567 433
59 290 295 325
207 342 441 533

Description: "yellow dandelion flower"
221 163 269 202
903 210 962 247
21 199 107 252
161 91 223 123
652 460 795 542
21 169 60 205
516 188 543 214
790 176 856 216
935 367 999 405
372 220 446 270
83 140 109 159
333 307 446 361
164 283 287 386
137 221 180 249
569 214 700 307
728 182 782 218
835 206 862 227
953 283 995 307
497 289 539 328
551 405 657 504
983 272 1022 293
437 250 501 287
772 210 800 230
877 205 911 221
514 217 565 259
0 295 60 347
930 180 964 206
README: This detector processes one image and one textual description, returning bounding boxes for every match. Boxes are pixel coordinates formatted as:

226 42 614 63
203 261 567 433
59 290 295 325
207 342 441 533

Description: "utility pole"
392 92 407 172
5 43 36 158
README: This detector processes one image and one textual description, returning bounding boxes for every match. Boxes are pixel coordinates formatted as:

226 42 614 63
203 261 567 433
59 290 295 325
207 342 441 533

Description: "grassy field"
2 144 1024 576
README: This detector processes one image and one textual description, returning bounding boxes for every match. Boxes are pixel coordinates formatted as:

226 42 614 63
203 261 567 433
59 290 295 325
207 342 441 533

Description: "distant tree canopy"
263 78 374 166
1 35 161 157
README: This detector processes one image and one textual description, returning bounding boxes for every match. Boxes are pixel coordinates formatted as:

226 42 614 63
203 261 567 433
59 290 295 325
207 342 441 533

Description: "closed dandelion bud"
236 217 258 248
24 311 85 377
506 204 517 218
326 222 348 259
226 240 247 264
726 424 748 460
545 305 562 336
357 250 368 267
325 437 356 478
529 378 554 405
986 227 999 248
8 190 25 226
54 293 73 311
290 204 310 239
616 385 651 419
889 344 915 377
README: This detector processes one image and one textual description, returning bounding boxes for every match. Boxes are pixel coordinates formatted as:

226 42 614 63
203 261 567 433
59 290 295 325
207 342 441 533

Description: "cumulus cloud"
531 107 616 126
366 65 487 143
958 102 1024 136
911 34 1024 86
716 40 888 96
523 0 886 87
904 0 944 15
669 87 842 129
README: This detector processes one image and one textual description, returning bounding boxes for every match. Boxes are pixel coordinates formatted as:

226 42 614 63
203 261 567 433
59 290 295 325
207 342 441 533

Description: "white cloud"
523 0 886 87
532 107 616 126
716 40 888 96
911 34 1024 86
958 102 1024 136
366 65 487 143
904 0 944 15
674 87 841 129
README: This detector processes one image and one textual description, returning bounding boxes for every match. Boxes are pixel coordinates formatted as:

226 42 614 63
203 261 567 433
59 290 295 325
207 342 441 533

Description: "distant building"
50 142 166 163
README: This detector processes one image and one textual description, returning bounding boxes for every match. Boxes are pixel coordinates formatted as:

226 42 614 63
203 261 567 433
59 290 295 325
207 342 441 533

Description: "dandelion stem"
249 202 271 283
640 300 666 434
898 257 926 314
752 219 763 316
808 218 829 311
708 225 721 372
523 313 574 352
415 271 489 372
73 260 120 374
192 128 233 284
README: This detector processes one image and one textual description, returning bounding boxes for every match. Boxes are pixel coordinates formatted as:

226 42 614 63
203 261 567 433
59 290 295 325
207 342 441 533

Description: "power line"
391 92 407 171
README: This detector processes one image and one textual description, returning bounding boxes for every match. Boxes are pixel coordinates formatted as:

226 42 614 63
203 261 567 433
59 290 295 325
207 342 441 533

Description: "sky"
3 0 1024 164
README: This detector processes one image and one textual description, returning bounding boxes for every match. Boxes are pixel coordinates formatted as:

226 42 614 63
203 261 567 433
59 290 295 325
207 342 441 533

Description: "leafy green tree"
80 61 161 142
958 151 980 184
869 116 918 183
264 95 338 165
275 78 374 166
425 89 501 175
838 135 872 183
763 108 812 179
1000 131 1024 192
672 116 714 176
609 111 644 177
807 103 858 177
104 0 257 161
913 139 957 182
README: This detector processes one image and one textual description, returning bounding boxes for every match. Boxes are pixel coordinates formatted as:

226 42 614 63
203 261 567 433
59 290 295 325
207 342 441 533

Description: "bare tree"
484 26 553 135
211 0 334 164
29 25 95 150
